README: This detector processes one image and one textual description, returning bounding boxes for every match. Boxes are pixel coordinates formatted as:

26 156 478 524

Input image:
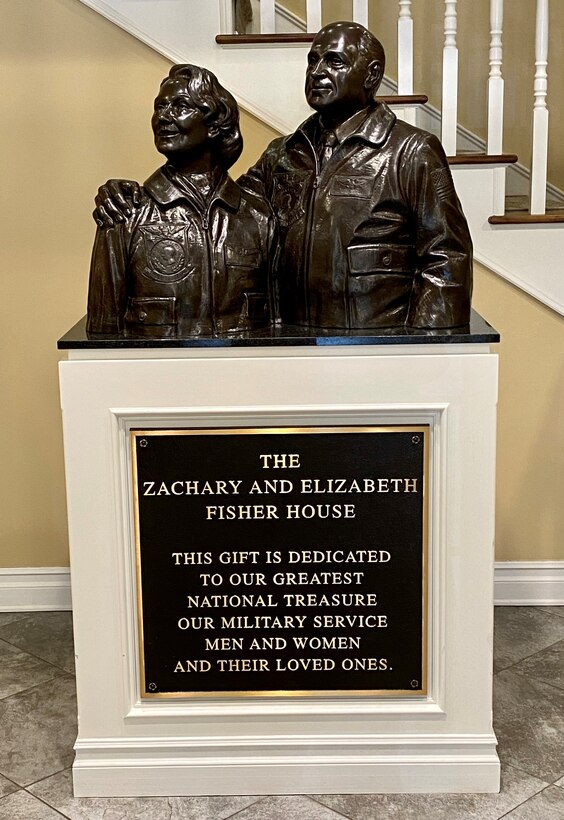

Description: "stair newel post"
397 0 415 124
352 0 369 27
530 0 549 215
259 0 276 34
441 0 459 155
488 0 506 215
306 0 322 32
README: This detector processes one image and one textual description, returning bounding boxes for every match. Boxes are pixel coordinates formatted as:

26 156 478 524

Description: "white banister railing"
530 0 549 215
441 1 459 155
306 0 322 32
230 0 557 217
487 0 505 214
352 0 369 27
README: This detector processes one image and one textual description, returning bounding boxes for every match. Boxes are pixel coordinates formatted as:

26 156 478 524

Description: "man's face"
152 79 209 157
305 26 370 118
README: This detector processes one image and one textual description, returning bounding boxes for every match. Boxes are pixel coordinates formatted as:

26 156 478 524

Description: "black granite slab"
58 310 499 349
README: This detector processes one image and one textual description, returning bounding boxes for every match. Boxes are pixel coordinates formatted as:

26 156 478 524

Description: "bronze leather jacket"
87 167 273 337
239 103 472 329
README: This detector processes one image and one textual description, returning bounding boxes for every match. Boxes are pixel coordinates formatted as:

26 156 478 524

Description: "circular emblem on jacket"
139 222 195 283
149 238 185 275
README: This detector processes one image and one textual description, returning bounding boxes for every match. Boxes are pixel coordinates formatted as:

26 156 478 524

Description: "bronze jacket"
87 167 273 337
239 103 472 329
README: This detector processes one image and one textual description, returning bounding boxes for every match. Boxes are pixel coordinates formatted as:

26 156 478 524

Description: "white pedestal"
59 337 500 796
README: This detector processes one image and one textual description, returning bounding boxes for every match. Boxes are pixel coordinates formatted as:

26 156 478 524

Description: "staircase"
77 0 564 317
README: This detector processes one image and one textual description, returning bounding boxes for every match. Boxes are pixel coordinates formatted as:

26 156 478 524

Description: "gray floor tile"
223 795 347 819
0 789 67 820
0 774 18 799
0 614 31 628
0 604 559 817
494 607 564 672
500 785 564 819
0 613 74 674
0 639 62 700
29 769 261 820
0 676 77 787
494 669 564 782
536 606 564 620
313 764 547 820
512 637 564 691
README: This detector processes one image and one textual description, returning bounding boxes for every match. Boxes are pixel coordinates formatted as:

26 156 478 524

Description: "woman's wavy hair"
163 64 243 170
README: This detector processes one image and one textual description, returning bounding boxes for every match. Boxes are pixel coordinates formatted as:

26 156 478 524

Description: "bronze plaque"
131 426 428 698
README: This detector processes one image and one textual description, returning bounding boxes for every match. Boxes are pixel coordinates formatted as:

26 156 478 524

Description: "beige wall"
1 0 563 567
474 264 564 562
283 0 306 19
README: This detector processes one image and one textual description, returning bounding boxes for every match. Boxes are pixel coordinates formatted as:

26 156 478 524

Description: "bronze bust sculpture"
93 22 472 333
87 64 272 337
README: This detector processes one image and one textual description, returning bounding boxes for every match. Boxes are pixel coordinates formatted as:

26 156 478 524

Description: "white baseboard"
0 568 72 612
0 564 562 611
73 734 500 796
494 561 564 605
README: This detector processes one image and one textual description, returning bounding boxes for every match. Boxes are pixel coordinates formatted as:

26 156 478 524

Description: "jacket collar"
144 166 241 210
294 102 397 150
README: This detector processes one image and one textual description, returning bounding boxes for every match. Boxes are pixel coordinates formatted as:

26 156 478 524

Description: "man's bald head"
306 21 385 120
312 21 386 79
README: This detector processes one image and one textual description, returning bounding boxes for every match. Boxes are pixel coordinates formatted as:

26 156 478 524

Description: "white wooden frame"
60 343 499 796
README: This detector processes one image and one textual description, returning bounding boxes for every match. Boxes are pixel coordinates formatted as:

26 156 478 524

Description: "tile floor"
0 608 563 819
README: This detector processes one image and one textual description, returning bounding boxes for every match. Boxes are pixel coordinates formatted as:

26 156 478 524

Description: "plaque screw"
139 439 148 448
148 682 157 691
411 435 421 445
410 680 419 688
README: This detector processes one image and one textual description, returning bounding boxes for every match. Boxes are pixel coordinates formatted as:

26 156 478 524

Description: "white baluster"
530 0 549 215
306 0 322 32
352 0 369 28
219 0 234 34
397 1 415 124
259 0 276 34
488 0 505 214
441 0 458 155
398 1 413 95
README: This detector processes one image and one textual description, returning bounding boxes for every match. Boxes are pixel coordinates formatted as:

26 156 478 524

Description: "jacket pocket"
330 175 374 198
225 247 261 268
125 296 177 326
244 292 269 321
348 244 414 276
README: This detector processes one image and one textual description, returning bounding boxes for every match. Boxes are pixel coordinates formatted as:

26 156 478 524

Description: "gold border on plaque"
130 425 429 700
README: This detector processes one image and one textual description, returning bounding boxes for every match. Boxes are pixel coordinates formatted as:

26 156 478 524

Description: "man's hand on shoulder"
93 180 142 228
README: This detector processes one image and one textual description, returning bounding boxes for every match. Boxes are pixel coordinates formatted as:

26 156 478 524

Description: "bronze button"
139 311 147 322
383 254 392 266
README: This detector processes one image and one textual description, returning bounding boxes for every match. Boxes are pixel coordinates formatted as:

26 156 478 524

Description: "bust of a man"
87 64 272 337
239 21 473 329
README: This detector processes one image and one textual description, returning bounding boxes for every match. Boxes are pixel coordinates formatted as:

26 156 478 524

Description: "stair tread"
489 213 564 224
217 33 314 44
448 153 518 165
490 196 564 225
505 195 564 212
490 195 564 224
